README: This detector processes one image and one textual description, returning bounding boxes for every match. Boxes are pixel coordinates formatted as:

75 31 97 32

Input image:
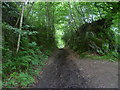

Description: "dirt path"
34 49 118 88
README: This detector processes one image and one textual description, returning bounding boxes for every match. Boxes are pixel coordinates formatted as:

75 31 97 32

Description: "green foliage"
2 2 20 26
2 2 119 88
63 2 119 61
0 63 2 89
2 23 38 36
3 72 34 88
2 43 49 87
80 51 118 62
2 22 51 87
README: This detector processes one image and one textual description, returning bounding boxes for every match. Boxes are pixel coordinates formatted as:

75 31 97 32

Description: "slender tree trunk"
16 3 25 54
15 16 20 26
15 2 34 27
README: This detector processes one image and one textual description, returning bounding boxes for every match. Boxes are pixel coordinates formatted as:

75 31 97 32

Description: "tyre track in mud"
35 49 88 88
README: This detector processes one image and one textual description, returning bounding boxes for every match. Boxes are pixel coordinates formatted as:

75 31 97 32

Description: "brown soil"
34 48 118 88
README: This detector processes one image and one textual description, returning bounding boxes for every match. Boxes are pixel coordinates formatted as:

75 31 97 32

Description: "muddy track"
35 49 88 88
34 49 118 88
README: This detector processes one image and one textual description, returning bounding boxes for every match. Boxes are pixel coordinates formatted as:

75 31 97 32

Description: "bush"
3 72 35 88
2 42 50 87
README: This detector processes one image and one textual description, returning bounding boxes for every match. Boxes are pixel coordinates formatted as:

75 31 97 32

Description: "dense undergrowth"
63 2 119 61
2 2 56 87
2 23 52 88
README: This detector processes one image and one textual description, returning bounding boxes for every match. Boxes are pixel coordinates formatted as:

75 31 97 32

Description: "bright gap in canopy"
55 29 65 48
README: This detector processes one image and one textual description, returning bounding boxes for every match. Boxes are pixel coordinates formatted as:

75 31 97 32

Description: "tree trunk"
16 3 25 54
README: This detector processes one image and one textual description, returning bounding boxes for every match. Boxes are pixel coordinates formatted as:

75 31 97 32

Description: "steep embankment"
34 49 118 88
